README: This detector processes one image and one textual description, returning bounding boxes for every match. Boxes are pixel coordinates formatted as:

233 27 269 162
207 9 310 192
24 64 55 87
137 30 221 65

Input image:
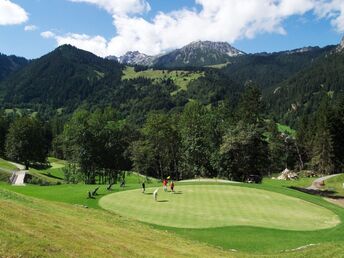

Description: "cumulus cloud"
41 31 56 39
43 0 344 57
0 0 28 25
55 34 108 57
24 24 38 31
69 0 150 15
314 0 344 33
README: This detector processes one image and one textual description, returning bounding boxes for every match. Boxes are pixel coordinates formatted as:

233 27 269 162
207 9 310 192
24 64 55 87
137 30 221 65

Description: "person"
142 182 146 193
170 181 175 192
153 188 158 201
120 179 125 188
163 179 168 192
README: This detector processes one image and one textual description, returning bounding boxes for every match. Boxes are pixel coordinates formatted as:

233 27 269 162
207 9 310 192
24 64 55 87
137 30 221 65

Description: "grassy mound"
99 185 340 230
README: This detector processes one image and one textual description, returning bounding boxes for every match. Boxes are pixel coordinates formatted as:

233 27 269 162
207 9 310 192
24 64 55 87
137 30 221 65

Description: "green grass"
0 158 17 171
99 184 339 230
0 172 159 209
0 189 230 258
205 62 230 69
2 174 344 256
122 66 204 92
277 123 296 137
323 174 344 195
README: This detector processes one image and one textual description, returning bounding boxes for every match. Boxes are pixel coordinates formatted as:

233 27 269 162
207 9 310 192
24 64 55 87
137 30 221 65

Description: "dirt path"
307 174 341 190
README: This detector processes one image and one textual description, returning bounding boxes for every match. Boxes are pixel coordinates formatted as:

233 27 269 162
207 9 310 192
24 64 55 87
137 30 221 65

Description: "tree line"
1 85 342 184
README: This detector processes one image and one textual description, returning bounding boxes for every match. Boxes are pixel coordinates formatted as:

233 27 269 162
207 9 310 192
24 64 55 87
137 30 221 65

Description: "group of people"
141 177 175 201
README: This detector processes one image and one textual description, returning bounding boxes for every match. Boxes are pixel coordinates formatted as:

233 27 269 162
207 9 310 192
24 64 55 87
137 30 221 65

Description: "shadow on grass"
289 186 344 199
42 173 63 180
172 191 183 195
157 200 168 203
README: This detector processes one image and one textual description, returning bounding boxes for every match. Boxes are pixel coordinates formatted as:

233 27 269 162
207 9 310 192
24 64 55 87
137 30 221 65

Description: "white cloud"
41 31 55 39
43 0 344 57
69 0 150 15
314 0 344 33
55 34 108 57
0 0 28 25
24 24 38 31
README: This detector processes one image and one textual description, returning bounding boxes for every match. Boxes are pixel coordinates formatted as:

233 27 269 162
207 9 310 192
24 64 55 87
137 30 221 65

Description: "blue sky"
0 0 343 59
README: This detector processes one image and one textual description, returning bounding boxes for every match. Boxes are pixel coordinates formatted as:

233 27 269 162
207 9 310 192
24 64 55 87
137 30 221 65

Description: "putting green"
99 185 340 230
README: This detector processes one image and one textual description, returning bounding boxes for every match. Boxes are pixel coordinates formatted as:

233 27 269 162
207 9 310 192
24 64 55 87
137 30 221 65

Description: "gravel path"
307 174 342 190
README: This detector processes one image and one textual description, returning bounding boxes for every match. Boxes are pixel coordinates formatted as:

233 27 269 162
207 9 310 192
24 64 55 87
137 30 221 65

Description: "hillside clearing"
122 66 204 92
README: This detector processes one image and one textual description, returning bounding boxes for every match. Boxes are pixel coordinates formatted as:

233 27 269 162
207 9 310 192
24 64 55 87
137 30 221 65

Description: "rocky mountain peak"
118 51 155 66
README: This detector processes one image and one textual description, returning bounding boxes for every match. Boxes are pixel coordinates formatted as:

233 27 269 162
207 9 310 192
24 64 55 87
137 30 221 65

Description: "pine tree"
311 97 335 174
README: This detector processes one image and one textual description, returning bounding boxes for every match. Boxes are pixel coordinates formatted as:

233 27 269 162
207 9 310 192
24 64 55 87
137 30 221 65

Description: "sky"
0 0 344 59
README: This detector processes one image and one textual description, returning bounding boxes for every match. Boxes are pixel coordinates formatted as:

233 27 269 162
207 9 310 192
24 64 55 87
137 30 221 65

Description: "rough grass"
0 189 232 258
0 158 17 171
323 174 344 195
99 185 339 230
122 66 204 91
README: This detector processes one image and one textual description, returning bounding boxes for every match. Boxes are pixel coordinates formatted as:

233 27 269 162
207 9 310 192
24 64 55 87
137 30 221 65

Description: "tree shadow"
144 192 153 195
289 186 344 198
157 200 168 203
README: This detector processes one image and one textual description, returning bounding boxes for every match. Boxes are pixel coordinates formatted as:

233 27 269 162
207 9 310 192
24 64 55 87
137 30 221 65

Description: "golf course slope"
99 185 340 230
0 189 229 258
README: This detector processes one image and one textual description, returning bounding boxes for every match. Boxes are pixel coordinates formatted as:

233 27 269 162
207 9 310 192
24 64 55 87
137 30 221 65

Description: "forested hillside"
266 50 344 125
0 53 28 82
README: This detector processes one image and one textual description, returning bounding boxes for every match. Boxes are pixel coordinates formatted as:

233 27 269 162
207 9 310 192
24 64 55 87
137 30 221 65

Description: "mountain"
220 45 334 89
265 45 344 124
154 41 245 68
0 53 28 82
118 51 156 66
0 45 123 109
336 36 344 52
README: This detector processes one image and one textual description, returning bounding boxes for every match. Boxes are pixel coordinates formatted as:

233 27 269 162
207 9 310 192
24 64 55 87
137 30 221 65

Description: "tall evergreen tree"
311 97 335 174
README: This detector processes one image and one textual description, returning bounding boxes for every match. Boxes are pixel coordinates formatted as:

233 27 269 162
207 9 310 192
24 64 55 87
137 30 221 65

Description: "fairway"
100 185 340 230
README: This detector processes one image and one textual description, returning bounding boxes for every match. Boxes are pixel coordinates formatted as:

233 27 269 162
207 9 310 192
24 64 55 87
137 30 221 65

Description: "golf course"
1 159 344 257
99 185 339 230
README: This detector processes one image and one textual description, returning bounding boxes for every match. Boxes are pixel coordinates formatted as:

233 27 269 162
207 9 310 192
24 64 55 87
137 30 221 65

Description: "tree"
218 123 269 181
131 112 180 179
179 101 214 178
0 113 9 158
311 97 335 174
5 116 47 169
237 83 264 125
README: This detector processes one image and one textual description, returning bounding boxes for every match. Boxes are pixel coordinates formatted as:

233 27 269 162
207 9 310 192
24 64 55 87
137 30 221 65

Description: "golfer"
153 188 159 201
142 182 145 193
163 179 168 192
170 181 175 192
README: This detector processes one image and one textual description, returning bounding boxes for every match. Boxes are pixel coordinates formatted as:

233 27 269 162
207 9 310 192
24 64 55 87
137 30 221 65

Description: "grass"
0 188 231 258
99 185 339 230
122 66 204 92
0 158 17 171
1 186 344 257
323 174 344 195
277 123 296 137
0 172 159 209
1 171 344 256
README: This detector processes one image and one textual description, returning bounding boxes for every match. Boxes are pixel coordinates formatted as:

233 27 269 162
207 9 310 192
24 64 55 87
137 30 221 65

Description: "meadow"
122 66 204 93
